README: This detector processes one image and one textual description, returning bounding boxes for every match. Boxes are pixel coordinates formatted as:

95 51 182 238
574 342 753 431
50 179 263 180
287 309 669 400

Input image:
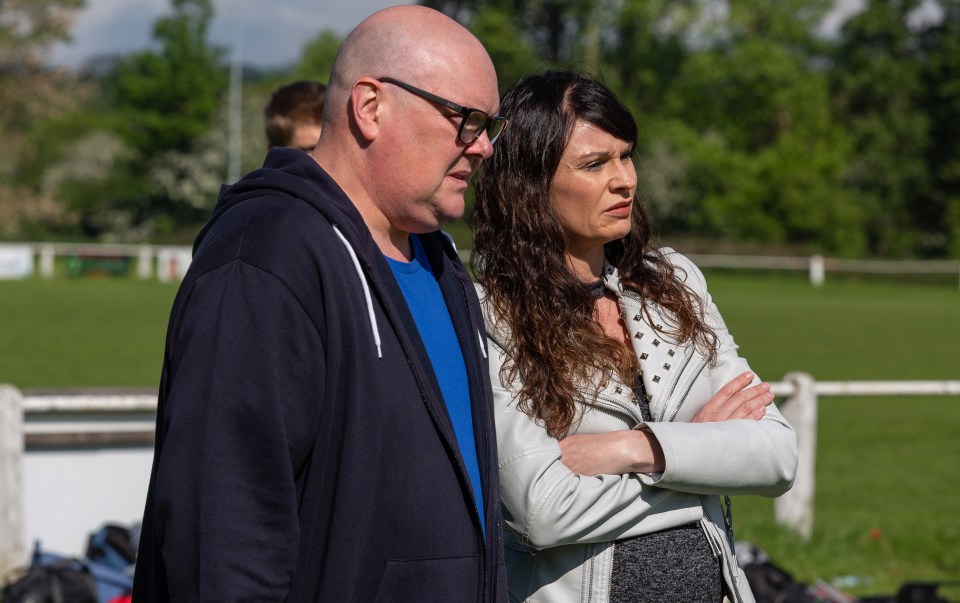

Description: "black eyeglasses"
377 77 508 145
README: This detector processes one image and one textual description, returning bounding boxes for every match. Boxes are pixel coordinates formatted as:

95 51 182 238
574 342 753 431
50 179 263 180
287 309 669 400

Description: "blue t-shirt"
386 235 485 533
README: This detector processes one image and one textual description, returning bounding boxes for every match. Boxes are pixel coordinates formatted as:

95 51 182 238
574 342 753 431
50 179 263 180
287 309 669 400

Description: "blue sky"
49 0 415 70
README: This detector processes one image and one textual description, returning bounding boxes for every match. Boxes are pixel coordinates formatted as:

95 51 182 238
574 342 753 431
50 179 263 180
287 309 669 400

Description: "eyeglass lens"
460 111 506 145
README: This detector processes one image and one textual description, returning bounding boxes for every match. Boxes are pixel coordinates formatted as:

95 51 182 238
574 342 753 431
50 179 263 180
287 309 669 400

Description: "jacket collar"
591 260 697 423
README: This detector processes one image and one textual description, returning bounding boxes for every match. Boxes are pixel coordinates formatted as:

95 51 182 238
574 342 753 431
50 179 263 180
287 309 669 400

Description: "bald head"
323 6 494 128
313 5 500 260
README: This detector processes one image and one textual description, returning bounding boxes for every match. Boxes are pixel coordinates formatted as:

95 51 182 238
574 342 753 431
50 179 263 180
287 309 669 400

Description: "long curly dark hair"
472 71 716 437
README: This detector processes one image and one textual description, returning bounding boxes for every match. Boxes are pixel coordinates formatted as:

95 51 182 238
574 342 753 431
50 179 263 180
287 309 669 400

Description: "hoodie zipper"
454 277 497 603
346 234 491 598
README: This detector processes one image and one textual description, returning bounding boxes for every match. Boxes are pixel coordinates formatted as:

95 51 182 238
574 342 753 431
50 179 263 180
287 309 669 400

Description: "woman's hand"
559 430 665 476
558 372 773 476
692 371 774 423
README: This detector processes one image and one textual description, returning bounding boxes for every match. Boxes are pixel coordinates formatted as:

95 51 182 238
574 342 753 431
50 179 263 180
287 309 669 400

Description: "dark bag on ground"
861 581 960 603
737 541 816 603
1 557 99 603
744 560 816 603
86 524 137 571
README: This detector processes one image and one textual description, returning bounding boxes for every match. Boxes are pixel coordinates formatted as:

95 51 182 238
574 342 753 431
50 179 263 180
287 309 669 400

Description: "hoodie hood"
194 147 386 357
194 147 377 261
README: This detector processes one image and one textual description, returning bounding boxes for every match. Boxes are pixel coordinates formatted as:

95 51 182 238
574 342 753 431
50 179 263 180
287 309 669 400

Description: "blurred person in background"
263 80 326 151
472 70 798 603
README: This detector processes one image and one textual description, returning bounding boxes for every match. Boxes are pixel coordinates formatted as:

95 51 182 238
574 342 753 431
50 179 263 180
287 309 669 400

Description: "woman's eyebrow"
575 149 616 160
575 146 633 160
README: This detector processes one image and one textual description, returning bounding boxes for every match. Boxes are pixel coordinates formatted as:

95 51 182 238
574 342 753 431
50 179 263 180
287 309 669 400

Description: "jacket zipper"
585 546 594 603
592 392 646 425
656 353 706 422
604 541 615 603
620 293 708 425
700 508 743 603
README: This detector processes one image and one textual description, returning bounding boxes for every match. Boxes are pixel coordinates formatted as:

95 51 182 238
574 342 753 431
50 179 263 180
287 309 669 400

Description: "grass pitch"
0 277 177 388
708 272 960 597
0 270 957 596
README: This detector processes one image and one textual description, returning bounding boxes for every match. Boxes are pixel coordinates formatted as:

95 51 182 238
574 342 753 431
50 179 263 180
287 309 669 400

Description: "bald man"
132 6 508 602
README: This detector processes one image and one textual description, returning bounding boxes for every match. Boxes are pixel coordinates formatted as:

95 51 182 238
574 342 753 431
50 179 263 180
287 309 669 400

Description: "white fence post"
39 244 56 278
775 371 817 540
137 245 154 280
809 255 825 287
0 385 26 573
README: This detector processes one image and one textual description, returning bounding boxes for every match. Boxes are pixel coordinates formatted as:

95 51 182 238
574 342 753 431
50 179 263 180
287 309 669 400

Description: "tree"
831 0 931 256
294 29 340 83
426 0 954 257
609 0 693 120
469 6 544 92
0 0 88 239
107 0 226 155
424 0 598 66
0 0 86 134
916 0 960 257
641 0 862 253
96 0 227 238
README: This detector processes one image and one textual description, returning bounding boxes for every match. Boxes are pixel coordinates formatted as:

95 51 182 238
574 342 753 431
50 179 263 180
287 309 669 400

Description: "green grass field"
704 272 960 598
1 270 957 597
0 277 178 388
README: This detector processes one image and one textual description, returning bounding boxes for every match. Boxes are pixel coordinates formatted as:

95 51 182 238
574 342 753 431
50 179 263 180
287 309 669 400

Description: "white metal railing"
21 391 158 447
3 243 959 287
1 377 959 569
687 253 960 290
0 386 158 569
0 242 192 281
771 374 960 540
459 249 960 290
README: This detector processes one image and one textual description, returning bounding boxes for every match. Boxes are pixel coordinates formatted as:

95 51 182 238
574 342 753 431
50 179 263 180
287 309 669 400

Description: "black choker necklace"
588 277 606 298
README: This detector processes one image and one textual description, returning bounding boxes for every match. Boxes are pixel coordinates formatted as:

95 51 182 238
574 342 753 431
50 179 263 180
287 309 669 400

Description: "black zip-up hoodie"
133 148 506 602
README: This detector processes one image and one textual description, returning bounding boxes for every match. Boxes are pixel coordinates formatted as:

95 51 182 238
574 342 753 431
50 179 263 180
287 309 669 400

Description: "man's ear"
351 78 382 142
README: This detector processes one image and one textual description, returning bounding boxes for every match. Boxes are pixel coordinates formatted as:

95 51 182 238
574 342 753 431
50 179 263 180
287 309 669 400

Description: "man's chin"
434 197 466 226
406 214 461 235
403 196 465 233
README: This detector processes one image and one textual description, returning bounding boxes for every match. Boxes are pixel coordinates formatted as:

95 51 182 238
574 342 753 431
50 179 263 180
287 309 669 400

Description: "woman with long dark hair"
472 71 798 602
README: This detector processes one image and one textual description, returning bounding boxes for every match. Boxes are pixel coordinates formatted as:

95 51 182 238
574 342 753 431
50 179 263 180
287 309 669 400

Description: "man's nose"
465 130 495 159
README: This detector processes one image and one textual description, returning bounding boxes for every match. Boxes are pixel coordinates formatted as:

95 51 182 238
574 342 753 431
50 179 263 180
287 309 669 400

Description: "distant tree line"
426 0 960 258
2 0 958 257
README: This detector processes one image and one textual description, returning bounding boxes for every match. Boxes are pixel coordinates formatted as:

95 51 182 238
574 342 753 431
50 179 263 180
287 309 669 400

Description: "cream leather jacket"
479 250 798 603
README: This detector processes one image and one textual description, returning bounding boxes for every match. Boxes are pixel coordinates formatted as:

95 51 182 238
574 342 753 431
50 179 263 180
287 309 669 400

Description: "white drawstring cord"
332 226 382 359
